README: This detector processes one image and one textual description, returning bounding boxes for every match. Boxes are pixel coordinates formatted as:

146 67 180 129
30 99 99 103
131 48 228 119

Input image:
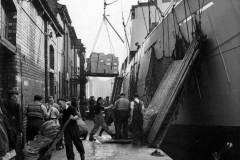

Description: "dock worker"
47 96 60 123
129 94 145 145
89 97 114 141
62 97 85 160
114 93 130 139
98 96 114 136
26 95 49 141
88 96 95 119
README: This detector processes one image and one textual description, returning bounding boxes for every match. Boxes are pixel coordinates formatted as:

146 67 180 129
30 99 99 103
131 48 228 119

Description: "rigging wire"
172 7 178 37
163 0 175 16
121 0 130 50
186 0 195 35
167 16 170 57
139 0 149 34
162 18 165 56
172 6 187 44
183 0 190 43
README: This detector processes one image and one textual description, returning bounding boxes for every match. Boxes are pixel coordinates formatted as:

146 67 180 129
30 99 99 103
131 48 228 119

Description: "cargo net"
142 34 188 107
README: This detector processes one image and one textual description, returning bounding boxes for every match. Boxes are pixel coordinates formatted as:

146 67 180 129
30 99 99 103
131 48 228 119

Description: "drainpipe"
63 24 66 98
44 21 49 101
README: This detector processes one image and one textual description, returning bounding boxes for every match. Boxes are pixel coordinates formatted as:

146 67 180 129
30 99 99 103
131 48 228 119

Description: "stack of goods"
40 120 60 139
23 135 52 160
87 52 119 75
87 52 104 73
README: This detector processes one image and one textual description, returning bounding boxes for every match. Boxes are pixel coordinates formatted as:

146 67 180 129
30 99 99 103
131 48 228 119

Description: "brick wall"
14 1 46 106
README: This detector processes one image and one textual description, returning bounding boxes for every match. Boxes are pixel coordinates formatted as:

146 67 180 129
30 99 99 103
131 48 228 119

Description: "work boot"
89 134 96 141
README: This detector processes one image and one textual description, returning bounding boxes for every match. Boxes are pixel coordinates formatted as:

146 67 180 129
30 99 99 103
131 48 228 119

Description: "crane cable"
91 0 124 53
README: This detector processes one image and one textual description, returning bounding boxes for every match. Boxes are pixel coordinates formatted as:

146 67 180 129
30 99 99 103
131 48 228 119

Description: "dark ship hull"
121 0 240 159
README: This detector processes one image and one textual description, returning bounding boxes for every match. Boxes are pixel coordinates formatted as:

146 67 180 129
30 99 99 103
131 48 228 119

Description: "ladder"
146 38 200 146
111 77 123 103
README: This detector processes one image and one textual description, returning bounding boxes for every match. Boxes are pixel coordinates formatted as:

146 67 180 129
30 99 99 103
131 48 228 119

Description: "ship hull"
122 0 240 159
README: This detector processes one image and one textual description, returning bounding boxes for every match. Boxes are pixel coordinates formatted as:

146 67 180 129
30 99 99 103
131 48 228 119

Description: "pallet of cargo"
86 72 119 77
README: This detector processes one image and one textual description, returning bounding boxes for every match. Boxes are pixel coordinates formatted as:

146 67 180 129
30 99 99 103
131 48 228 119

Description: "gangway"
144 38 201 146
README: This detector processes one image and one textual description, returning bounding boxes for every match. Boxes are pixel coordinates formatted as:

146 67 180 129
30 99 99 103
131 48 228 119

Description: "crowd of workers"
0 90 145 160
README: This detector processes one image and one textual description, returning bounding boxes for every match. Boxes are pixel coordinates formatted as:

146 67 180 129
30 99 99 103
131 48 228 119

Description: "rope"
104 20 115 53
125 10 131 26
91 18 104 52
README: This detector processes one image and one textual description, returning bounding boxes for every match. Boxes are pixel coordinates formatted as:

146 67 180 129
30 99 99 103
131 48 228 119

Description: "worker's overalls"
131 101 143 145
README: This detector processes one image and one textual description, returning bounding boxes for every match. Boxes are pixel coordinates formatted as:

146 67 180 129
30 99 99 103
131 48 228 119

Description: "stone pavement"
51 120 172 160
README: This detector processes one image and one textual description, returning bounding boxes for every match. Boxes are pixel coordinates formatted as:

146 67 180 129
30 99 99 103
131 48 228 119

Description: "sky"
58 0 147 64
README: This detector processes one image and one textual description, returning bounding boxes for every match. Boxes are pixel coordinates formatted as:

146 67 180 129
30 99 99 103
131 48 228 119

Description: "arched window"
0 0 17 45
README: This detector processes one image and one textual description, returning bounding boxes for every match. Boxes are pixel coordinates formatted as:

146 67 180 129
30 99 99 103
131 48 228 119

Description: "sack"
40 120 60 139
76 118 88 137
23 135 52 160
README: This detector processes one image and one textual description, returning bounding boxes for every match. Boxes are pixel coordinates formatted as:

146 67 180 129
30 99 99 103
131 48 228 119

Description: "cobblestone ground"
51 121 172 160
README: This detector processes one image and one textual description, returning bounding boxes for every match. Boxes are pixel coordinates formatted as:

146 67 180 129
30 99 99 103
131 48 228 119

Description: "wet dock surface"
51 121 172 160
51 138 172 160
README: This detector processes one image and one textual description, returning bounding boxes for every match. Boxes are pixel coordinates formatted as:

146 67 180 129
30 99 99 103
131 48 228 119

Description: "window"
49 46 54 70
0 0 17 45
131 8 136 19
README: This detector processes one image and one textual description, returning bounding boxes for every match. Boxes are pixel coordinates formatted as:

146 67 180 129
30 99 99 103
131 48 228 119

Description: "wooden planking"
145 39 199 144
143 60 183 134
